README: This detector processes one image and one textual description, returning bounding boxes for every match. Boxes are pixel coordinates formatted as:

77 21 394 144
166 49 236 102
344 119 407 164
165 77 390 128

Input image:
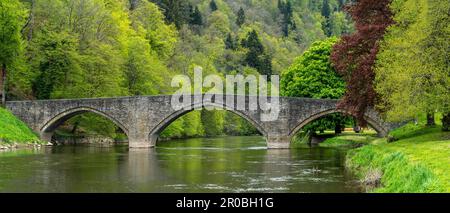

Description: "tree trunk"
426 112 435 126
1 64 6 107
335 123 342 134
443 113 450 132
71 121 80 134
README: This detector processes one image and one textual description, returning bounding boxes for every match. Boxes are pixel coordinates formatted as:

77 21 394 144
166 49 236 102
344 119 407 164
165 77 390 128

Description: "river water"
0 136 361 192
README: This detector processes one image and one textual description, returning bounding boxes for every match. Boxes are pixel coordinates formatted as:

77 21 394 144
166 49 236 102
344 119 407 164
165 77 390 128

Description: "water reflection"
0 136 361 192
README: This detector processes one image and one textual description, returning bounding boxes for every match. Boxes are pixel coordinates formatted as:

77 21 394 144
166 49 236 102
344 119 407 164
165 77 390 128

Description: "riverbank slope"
0 108 43 149
321 124 450 192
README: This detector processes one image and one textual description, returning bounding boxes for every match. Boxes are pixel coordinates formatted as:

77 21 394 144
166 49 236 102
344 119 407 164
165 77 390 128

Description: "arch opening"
149 103 266 146
41 107 129 145
289 110 385 145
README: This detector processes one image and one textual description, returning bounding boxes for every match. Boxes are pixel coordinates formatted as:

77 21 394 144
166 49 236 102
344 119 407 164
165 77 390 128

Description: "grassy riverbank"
0 108 42 147
321 124 450 192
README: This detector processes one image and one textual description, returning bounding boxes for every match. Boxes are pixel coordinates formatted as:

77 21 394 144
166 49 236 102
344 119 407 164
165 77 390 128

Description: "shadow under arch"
288 109 387 137
148 102 267 143
40 107 129 140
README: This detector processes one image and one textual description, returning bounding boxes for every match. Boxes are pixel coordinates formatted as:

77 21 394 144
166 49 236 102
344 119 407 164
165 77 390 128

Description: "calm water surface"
0 136 361 192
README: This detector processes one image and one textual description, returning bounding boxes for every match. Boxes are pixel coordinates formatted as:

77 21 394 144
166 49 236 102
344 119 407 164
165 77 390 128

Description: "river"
0 136 361 192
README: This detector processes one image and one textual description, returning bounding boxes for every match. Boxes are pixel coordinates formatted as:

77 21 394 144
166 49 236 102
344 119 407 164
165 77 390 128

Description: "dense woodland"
0 0 448 140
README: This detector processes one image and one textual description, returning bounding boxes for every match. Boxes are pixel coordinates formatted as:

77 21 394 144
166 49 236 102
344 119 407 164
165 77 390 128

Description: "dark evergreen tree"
225 33 236 50
337 0 345 9
151 0 191 29
210 0 218 11
241 30 272 75
278 0 294 37
241 30 264 68
257 54 273 76
321 0 332 36
236 7 245 27
189 6 203 26
321 0 331 18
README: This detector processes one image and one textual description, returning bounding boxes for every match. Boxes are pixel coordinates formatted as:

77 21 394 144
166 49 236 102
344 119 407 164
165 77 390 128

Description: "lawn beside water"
320 124 450 192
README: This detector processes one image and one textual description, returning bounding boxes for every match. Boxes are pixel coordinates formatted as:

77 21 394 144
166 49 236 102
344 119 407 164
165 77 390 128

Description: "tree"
151 0 191 29
0 0 26 105
282 37 349 134
225 33 236 50
374 0 449 131
337 0 345 9
131 1 178 59
241 30 264 67
321 0 330 18
257 54 273 76
210 0 218 12
201 109 223 137
236 7 245 27
321 0 331 36
32 32 82 99
330 0 394 126
241 30 273 75
278 0 294 37
189 6 203 26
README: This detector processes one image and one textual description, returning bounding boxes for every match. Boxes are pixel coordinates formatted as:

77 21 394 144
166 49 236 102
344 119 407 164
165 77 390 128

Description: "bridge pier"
128 134 157 149
40 132 53 144
266 135 291 149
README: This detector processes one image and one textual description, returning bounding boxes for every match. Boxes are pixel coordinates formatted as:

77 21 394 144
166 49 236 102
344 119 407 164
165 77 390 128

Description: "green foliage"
281 37 343 98
2 0 354 140
223 112 259 136
236 7 245 27
375 0 450 127
131 1 178 59
0 0 25 66
210 0 218 11
241 30 273 75
189 6 203 26
278 0 295 37
281 37 350 133
160 118 185 139
31 31 82 99
201 109 224 137
151 0 191 29
0 108 40 144
0 0 27 103
64 113 120 138
290 131 312 148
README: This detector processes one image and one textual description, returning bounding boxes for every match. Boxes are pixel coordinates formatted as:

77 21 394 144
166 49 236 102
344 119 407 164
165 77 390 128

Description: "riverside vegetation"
319 118 450 192
0 107 45 149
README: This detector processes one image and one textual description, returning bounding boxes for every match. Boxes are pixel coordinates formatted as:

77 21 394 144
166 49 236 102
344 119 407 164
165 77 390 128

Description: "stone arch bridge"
5 95 397 149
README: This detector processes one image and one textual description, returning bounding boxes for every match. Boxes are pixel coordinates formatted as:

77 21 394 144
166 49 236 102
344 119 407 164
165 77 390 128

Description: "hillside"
0 108 41 147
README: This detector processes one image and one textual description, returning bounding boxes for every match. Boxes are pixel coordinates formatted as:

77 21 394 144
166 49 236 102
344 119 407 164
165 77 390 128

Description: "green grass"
0 107 41 145
320 132 378 148
339 123 450 192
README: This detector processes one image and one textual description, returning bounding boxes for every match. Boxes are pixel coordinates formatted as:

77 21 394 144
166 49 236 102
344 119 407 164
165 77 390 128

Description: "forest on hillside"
1 0 448 140
0 0 353 140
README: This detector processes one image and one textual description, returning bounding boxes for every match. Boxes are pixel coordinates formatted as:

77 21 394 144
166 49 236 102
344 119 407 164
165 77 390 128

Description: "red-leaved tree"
331 0 394 126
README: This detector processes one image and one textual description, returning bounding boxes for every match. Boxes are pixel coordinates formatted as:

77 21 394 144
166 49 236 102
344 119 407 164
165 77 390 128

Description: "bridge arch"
148 101 267 143
40 107 129 141
288 109 388 137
